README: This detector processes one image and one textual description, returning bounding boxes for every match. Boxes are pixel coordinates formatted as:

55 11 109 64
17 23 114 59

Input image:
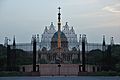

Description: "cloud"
102 4 120 13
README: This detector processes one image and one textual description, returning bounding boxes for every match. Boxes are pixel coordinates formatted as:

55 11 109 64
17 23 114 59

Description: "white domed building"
40 22 78 51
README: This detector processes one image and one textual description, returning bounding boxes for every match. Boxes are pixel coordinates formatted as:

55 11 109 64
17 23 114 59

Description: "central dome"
51 31 68 50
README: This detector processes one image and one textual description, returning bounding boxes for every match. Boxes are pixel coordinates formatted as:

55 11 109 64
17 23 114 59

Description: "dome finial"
58 7 61 13
71 26 73 30
51 22 53 25
44 26 48 32
58 7 61 22
66 22 68 25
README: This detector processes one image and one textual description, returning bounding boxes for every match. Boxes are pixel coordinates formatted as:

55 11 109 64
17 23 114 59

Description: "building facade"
5 7 109 64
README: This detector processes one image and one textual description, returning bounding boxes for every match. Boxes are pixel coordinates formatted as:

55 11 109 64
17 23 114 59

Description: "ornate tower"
58 7 61 49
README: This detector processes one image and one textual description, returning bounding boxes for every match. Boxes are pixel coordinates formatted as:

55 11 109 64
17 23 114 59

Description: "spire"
45 26 48 31
85 35 87 44
51 22 54 26
57 7 61 48
13 35 16 49
102 35 105 46
110 37 114 46
4 37 8 47
82 34 86 43
50 22 55 30
44 26 48 33
71 27 73 29
36 34 39 43
63 22 69 31
58 7 61 23
65 22 68 26
4 37 11 47
70 27 75 33
58 7 61 31
65 22 69 28
79 34 82 44
102 35 106 51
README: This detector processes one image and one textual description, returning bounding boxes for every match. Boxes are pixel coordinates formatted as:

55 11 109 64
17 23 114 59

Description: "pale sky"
0 0 120 44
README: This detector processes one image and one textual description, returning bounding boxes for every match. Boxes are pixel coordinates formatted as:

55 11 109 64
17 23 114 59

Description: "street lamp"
58 64 61 76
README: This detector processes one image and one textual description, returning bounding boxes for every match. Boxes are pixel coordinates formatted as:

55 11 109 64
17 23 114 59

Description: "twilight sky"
0 0 120 44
